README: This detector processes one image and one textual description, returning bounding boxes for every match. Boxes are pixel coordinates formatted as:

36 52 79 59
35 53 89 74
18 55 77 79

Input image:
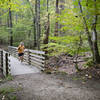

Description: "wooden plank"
23 54 28 57
30 54 45 59
31 60 44 67
29 49 45 55
31 62 44 70
24 57 28 61
23 59 28 63
8 46 17 49
30 56 44 63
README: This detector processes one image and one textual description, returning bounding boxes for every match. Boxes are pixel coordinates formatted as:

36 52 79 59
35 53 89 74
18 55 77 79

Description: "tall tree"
59 0 65 34
9 0 13 46
54 0 59 36
78 0 100 63
43 0 50 45
27 0 37 48
37 0 41 49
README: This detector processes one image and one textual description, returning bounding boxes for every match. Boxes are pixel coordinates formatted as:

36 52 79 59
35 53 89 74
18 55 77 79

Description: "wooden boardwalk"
10 56 40 76
0 47 45 76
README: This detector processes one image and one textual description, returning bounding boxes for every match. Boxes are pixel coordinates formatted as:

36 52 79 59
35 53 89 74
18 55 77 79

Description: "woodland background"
0 0 100 64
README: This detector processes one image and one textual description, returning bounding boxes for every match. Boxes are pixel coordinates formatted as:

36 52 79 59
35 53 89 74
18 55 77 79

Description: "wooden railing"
0 49 10 77
8 46 45 70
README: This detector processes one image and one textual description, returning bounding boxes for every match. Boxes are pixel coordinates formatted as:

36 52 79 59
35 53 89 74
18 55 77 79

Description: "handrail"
8 46 45 70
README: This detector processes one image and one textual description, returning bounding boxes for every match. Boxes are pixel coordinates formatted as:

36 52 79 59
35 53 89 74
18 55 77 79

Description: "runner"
18 42 25 62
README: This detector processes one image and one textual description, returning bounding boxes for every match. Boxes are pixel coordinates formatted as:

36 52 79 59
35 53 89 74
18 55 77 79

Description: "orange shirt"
18 45 25 53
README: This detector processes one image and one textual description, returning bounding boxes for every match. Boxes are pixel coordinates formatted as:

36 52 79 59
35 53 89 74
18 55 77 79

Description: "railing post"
28 50 31 65
1 50 3 73
5 53 8 76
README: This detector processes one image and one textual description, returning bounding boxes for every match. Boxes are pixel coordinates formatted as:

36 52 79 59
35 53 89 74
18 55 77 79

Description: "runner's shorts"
18 53 24 57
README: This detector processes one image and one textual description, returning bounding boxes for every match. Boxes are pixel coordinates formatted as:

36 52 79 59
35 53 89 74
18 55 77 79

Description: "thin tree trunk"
55 0 59 36
7 14 9 27
27 0 37 48
59 0 65 35
16 13 18 24
43 0 50 45
0 12 2 25
9 0 13 46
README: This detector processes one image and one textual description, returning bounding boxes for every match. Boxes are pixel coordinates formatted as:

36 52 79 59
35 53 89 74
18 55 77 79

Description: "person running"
18 42 25 62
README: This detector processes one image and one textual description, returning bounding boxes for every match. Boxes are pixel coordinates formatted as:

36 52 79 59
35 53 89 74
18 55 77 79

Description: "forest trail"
0 73 100 100
10 56 40 75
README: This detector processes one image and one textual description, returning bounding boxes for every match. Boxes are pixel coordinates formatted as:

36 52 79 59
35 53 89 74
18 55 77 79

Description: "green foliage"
0 87 15 94
6 74 13 81
0 87 17 100
59 8 84 32
72 0 100 30
42 35 90 56
84 59 94 68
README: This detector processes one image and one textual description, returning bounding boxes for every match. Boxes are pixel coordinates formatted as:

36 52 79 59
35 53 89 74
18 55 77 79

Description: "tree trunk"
92 26 100 63
0 12 2 25
15 13 18 24
43 0 50 57
27 0 37 48
91 0 100 63
43 0 50 45
9 4 13 46
59 0 65 35
36 0 41 50
7 14 9 27
54 0 59 36
34 16 37 47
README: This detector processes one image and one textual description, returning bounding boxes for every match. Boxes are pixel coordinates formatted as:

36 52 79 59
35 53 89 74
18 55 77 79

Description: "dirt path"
0 73 100 100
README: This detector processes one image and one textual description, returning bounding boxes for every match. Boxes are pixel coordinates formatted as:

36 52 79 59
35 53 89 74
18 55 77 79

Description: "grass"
0 87 16 94
6 74 13 81
54 71 67 75
0 78 3 82
83 59 94 68
0 87 18 100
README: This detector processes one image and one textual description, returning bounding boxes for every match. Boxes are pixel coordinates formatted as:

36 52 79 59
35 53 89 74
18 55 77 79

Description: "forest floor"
45 53 100 79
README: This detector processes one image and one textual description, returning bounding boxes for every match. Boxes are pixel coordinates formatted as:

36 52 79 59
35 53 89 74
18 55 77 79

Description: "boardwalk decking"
10 56 40 75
